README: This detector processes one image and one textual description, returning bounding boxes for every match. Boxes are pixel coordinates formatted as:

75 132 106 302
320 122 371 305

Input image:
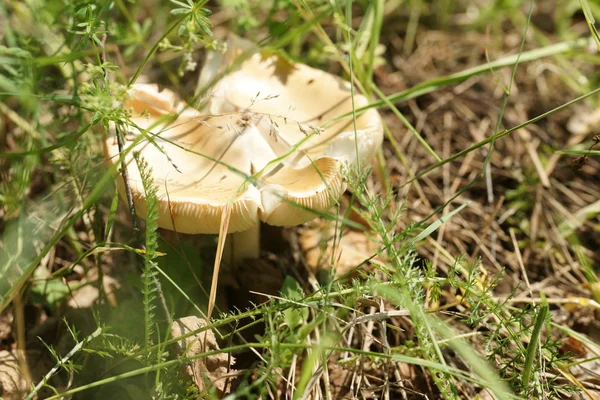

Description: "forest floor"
1 1 600 399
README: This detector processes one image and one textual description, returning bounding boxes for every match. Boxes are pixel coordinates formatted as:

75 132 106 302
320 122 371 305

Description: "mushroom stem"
225 223 261 265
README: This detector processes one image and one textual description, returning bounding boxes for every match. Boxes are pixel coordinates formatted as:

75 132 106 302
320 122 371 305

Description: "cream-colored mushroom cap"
105 41 382 235
199 37 383 171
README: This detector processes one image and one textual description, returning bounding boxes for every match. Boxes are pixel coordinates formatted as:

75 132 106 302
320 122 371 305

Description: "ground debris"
567 106 600 136
66 273 120 309
298 220 380 279
0 350 27 400
0 313 13 344
170 316 235 397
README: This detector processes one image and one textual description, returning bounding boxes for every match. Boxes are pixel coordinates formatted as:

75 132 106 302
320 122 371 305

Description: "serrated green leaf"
281 276 308 329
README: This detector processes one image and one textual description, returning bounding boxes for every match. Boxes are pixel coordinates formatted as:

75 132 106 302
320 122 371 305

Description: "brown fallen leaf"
66 274 120 309
170 316 235 397
328 359 351 399
560 337 588 359
66 264 120 309
0 350 27 400
298 220 380 278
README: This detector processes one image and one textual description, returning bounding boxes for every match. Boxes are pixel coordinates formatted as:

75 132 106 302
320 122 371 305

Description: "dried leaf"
170 316 235 396
560 337 587 359
0 350 27 400
298 220 379 278
67 274 119 309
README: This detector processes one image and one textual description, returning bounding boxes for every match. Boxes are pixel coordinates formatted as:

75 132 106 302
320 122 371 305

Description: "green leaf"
170 8 189 15
281 276 308 330
169 0 190 9
0 45 32 58
30 279 75 307
411 202 470 245
558 149 600 156
522 296 549 389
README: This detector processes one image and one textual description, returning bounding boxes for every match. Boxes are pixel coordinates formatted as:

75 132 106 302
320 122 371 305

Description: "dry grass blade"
207 204 232 321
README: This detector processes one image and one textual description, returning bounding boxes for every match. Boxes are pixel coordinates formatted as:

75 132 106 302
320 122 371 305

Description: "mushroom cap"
200 38 383 170
104 41 383 234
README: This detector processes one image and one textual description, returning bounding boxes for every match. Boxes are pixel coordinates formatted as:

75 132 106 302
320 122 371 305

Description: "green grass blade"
408 86 600 185
522 295 549 389
342 37 593 119
558 149 600 156
411 202 470 245
579 0 600 51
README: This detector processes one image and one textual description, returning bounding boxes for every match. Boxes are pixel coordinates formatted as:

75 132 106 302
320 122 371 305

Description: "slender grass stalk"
558 149 600 156
370 83 442 161
365 0 384 95
407 86 600 185
579 0 600 51
522 296 549 390
344 37 593 117
128 17 185 86
24 328 103 400
46 341 524 400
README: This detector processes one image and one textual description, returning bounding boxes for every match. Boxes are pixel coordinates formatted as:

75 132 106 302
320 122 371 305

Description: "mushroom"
104 38 383 264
